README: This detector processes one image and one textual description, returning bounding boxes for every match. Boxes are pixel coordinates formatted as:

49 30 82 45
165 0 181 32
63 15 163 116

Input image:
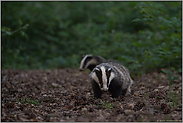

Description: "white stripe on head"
79 55 92 70
90 70 100 85
86 59 97 68
109 72 115 85
101 66 108 91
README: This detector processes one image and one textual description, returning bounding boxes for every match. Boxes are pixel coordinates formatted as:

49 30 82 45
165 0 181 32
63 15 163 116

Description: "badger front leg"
109 84 123 98
91 80 102 99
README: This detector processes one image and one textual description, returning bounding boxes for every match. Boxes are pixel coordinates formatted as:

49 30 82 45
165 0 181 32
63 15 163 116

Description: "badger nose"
79 68 84 71
102 88 108 91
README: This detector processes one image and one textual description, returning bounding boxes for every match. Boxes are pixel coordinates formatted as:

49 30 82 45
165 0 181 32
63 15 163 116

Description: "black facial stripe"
83 57 92 68
95 68 103 88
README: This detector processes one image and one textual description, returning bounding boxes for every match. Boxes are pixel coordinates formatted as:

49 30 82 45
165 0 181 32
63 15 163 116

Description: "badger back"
108 62 132 83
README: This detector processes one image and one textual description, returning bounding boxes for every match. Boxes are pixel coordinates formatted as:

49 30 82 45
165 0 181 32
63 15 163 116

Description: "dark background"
1 1 182 76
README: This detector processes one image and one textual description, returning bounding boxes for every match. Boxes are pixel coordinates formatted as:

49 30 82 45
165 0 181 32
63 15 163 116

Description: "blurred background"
1 1 182 76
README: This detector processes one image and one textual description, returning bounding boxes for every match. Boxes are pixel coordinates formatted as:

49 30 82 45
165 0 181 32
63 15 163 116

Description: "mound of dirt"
1 69 182 122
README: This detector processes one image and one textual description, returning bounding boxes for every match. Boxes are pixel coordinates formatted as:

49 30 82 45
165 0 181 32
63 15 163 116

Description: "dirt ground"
1 69 182 122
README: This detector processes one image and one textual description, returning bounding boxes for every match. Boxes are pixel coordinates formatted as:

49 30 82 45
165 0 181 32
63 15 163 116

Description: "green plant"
164 114 172 122
103 101 114 110
20 98 39 105
2 23 29 36
131 2 182 74
162 69 180 108
59 85 65 91
1 1 181 76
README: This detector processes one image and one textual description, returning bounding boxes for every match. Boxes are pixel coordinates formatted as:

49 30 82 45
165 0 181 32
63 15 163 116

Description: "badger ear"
82 55 85 58
94 67 100 71
107 68 112 72
81 54 86 59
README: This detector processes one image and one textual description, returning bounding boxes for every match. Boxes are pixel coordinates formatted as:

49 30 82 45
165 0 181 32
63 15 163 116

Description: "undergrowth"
162 69 181 108
20 98 39 105
1 2 182 77
103 101 115 110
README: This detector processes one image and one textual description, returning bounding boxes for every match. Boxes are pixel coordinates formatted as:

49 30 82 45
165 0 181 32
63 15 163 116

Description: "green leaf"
162 70 172 75
131 18 141 22
21 31 25 36
172 76 179 80
18 19 23 25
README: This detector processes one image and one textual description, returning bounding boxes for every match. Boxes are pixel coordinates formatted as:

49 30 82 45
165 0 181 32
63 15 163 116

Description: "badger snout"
101 87 108 91
79 68 84 71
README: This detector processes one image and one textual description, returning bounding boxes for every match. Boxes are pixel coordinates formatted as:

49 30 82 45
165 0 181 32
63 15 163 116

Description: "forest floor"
1 69 182 122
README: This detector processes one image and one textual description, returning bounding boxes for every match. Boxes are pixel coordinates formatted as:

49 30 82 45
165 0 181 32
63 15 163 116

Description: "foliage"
130 2 182 76
103 101 114 110
1 1 182 76
20 98 39 105
162 69 181 108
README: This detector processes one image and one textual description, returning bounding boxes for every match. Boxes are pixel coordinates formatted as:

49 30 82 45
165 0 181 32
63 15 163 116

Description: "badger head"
79 55 94 71
79 55 105 71
90 65 115 91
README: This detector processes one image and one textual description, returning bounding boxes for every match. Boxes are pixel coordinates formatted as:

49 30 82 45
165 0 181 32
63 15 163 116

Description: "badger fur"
90 62 133 98
79 54 106 71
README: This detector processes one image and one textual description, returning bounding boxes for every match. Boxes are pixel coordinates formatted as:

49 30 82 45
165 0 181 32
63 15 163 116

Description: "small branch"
141 8 158 21
2 24 29 36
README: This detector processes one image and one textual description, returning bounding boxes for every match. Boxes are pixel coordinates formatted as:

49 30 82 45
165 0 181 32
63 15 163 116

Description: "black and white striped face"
79 55 97 71
90 65 115 91
79 55 92 71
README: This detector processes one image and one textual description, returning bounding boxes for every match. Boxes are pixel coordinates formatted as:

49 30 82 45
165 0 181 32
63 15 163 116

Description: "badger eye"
106 68 112 77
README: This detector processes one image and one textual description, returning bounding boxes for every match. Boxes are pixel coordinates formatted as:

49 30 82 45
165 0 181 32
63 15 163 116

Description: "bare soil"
1 69 182 122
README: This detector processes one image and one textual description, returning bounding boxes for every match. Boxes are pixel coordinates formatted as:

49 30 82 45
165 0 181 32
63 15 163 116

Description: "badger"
79 54 106 71
89 62 133 98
